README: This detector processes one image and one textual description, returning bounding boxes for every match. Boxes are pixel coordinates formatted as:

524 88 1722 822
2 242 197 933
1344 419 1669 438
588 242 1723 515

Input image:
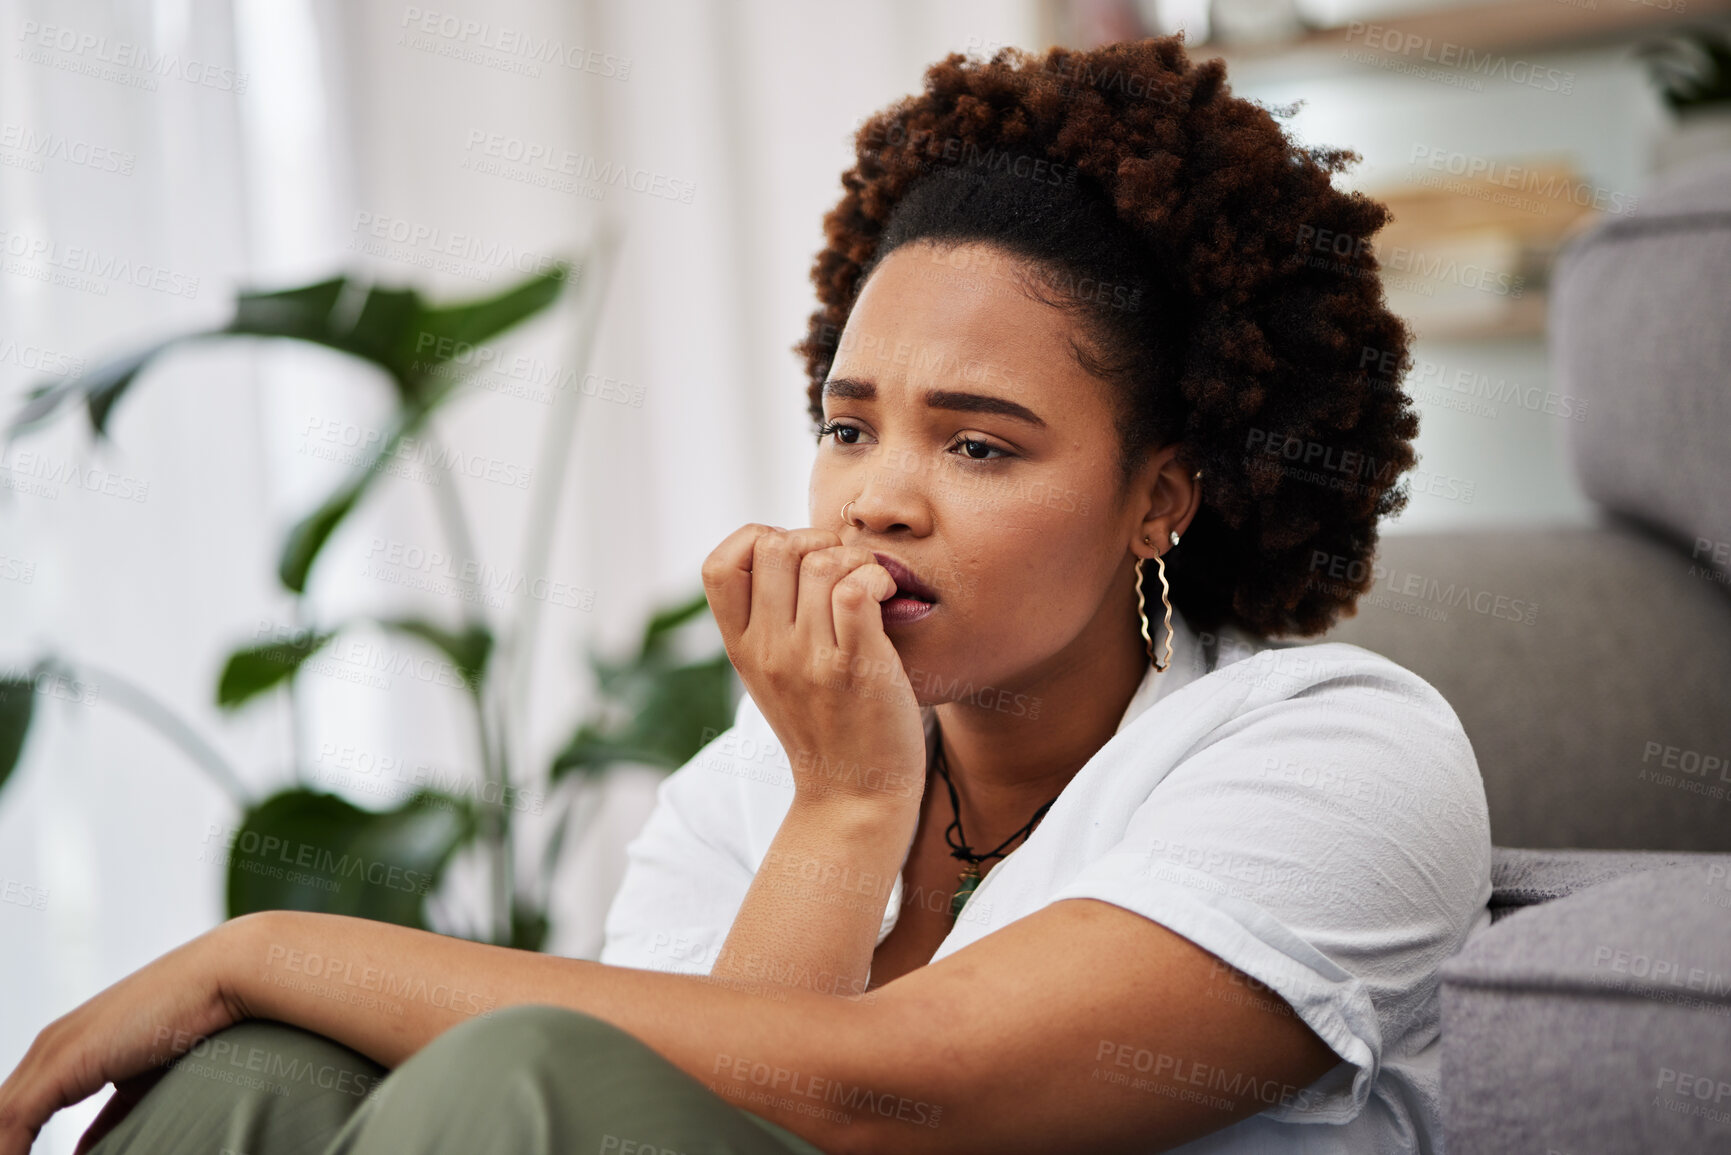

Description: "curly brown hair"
794 36 1420 640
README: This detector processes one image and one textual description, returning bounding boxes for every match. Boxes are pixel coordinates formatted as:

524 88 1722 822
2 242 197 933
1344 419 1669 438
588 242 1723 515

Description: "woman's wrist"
786 783 921 839
206 909 280 1024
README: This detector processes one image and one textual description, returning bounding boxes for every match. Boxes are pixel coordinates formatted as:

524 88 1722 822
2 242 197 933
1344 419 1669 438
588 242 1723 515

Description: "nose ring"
842 500 858 527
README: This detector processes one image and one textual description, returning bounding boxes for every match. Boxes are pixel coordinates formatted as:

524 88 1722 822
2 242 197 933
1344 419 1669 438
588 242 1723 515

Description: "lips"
872 552 939 603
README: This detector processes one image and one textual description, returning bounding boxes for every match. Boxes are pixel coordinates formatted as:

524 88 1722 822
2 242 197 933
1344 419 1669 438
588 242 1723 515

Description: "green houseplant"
0 228 737 951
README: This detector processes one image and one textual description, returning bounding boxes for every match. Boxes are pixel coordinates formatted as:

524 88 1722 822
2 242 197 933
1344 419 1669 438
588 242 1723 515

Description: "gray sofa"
1319 154 1731 1152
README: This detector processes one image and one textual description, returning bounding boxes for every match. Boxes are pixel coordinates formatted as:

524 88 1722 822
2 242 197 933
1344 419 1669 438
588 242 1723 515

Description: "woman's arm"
700 524 931 1000
710 794 916 1000
1 895 1340 1155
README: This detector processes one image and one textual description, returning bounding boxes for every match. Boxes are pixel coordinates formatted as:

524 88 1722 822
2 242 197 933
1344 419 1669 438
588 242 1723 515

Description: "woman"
0 36 1490 1155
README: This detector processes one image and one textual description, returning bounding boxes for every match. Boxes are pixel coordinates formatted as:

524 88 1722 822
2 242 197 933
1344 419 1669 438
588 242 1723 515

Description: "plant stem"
499 217 623 788
48 657 252 805
426 460 486 627
413 425 512 944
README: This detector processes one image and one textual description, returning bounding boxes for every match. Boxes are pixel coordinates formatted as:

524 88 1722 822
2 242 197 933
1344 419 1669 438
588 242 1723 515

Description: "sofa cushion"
1441 862 1731 1153
1490 846 1731 923
1553 154 1731 585
1322 523 1731 851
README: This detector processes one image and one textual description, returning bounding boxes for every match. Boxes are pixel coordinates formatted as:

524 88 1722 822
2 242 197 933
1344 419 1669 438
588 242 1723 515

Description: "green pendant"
951 867 980 920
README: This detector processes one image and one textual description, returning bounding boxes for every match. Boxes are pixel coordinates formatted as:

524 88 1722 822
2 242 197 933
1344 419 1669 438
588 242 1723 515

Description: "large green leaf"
227 268 573 402
12 266 573 441
226 277 348 342
223 788 474 928
552 652 736 779
9 338 192 439
0 674 36 797
277 472 373 595
640 589 714 654
378 618 493 694
415 267 574 362
217 630 335 709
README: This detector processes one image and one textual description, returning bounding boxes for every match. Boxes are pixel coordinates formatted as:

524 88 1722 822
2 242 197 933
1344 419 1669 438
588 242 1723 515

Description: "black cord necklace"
932 740 1062 920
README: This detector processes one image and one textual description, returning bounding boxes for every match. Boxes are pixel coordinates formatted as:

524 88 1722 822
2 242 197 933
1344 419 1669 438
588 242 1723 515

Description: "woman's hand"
702 524 928 815
0 917 246 1155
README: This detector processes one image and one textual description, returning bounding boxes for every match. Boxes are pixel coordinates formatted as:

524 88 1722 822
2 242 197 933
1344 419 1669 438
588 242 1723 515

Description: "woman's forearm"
222 908 899 1152
711 794 917 999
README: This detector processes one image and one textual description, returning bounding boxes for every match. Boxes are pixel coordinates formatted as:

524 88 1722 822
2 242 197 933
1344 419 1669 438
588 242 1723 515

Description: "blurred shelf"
1400 292 1550 341
1209 0 1731 67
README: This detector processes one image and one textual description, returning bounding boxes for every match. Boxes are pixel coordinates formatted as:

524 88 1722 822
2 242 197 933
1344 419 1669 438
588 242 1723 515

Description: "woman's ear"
1131 447 1202 556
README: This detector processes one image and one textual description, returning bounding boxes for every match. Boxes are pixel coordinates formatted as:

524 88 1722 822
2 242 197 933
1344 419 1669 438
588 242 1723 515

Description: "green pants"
86 1004 831 1155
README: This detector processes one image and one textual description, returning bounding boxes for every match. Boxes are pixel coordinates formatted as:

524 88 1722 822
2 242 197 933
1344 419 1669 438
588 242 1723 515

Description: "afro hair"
794 36 1421 640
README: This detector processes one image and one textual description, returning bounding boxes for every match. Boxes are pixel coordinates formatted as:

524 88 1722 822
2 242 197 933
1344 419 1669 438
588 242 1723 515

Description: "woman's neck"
929 604 1154 852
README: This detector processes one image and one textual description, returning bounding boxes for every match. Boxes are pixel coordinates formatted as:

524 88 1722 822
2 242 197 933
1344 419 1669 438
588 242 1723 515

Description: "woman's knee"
85 1020 384 1154
170 1019 385 1099
413 1004 638 1080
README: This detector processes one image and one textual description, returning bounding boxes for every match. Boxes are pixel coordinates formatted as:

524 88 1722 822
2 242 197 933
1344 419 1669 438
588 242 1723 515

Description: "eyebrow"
821 377 1047 429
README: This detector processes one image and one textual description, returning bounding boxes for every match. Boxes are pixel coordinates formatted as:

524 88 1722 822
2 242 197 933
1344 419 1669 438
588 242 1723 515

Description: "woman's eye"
817 420 864 446
951 436 1009 461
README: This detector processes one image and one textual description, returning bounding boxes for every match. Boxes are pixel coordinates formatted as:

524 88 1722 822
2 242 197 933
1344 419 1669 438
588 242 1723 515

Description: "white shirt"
600 608 1493 1153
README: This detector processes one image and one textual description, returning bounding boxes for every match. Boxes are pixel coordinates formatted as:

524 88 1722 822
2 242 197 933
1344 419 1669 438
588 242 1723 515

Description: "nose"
835 455 933 537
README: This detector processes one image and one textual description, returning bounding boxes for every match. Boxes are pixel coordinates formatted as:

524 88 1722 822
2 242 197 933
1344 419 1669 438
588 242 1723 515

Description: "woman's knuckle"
833 581 870 610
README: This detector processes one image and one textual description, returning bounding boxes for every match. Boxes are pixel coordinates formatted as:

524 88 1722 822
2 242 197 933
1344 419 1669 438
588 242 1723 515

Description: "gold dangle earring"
1135 529 1179 673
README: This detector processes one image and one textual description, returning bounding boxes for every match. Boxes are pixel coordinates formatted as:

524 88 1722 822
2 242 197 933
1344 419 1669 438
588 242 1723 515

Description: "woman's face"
810 239 1186 704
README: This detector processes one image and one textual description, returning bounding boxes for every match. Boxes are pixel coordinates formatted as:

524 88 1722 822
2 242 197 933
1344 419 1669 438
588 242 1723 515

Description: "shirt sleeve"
597 695 769 975
1048 645 1493 1125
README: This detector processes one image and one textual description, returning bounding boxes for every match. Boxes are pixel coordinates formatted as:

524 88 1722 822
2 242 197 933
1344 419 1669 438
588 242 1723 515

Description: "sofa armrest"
1441 860 1731 1153
1490 846 1731 924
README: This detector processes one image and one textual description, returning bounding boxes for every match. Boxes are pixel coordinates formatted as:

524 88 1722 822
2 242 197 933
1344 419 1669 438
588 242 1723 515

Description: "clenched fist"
701 525 930 815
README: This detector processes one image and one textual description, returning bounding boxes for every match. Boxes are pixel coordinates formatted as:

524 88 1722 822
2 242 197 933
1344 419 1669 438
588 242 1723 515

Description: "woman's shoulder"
1143 620 1486 817
1199 619 1466 727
